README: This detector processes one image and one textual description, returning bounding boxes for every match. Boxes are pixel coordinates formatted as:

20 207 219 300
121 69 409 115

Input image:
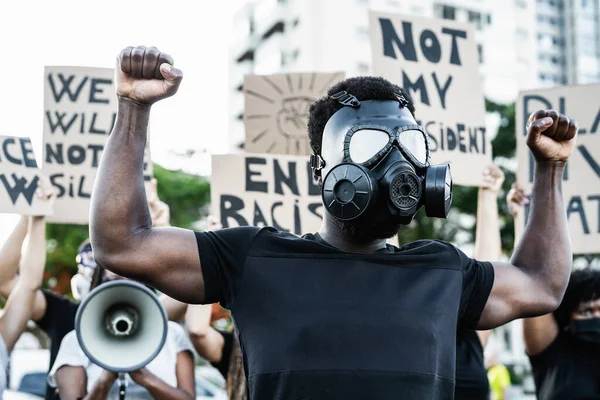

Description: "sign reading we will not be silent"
369 11 491 187
43 66 152 225
0 136 53 216
517 83 600 255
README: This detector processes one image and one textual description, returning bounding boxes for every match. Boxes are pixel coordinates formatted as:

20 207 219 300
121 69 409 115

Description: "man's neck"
318 214 388 253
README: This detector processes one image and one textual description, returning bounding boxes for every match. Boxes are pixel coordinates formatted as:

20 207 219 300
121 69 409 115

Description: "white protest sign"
211 153 323 235
244 72 345 156
369 11 491 186
43 66 152 224
0 136 53 216
516 83 600 255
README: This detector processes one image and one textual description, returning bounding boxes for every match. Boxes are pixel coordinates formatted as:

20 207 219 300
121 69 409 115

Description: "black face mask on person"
310 91 452 240
570 318 600 344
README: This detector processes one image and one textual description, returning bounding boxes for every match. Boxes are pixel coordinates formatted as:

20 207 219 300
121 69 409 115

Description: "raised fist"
481 164 504 192
116 46 183 105
526 110 578 162
506 183 528 217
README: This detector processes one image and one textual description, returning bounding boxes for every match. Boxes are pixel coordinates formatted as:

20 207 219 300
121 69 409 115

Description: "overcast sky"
0 0 242 244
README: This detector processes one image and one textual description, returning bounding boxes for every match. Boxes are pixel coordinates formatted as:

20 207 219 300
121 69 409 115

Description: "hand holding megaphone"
75 280 168 372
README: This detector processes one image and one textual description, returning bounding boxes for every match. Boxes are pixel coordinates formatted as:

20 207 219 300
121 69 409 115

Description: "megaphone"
75 280 167 372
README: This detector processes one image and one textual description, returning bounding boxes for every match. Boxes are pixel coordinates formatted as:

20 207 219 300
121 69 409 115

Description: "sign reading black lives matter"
369 12 491 186
0 136 53 216
517 83 600 255
211 154 322 234
243 72 345 156
43 66 152 224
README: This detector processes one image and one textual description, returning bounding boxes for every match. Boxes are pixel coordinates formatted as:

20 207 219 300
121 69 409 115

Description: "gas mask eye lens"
349 129 390 164
398 129 428 165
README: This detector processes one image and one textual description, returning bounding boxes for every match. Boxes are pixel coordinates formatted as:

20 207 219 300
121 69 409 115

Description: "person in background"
0 183 54 396
508 184 600 400
455 164 504 399
48 266 196 400
485 342 511 400
0 178 182 400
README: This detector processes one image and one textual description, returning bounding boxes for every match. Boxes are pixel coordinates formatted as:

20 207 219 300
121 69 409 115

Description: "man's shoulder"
398 239 460 257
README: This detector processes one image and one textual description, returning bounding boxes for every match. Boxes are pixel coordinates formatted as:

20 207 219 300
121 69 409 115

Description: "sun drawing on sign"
244 72 344 155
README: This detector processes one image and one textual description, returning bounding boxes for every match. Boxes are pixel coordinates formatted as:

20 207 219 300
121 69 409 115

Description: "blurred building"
228 0 600 151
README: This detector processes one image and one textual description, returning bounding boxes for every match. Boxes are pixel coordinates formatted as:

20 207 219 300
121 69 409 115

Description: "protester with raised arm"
508 184 600 399
0 185 54 396
90 46 577 399
455 164 504 399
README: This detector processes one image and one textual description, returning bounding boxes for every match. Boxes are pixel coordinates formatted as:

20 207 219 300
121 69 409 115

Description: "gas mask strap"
393 92 410 108
330 91 361 108
310 153 326 177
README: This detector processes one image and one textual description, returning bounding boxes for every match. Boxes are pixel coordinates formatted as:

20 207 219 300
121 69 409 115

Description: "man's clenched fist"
116 46 183 105
526 109 578 162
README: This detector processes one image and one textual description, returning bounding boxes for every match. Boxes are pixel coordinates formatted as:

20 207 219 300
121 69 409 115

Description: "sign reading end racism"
211 154 322 235
0 136 53 216
368 11 491 187
516 83 600 255
243 72 345 156
43 66 152 224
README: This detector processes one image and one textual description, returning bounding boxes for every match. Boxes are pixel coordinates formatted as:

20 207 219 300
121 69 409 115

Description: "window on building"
357 62 370 74
442 5 456 20
487 13 492 24
515 0 527 8
357 0 369 4
539 73 547 80
477 43 484 64
356 26 369 40
468 11 482 29
292 18 300 27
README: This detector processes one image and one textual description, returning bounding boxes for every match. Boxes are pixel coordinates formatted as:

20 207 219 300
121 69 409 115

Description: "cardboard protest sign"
211 153 322 234
516 83 600 255
0 136 53 216
243 72 345 156
43 66 153 224
369 11 490 186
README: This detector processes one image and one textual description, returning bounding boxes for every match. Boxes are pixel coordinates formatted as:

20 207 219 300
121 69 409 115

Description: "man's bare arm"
477 110 577 329
0 216 28 294
90 46 204 304
507 183 559 355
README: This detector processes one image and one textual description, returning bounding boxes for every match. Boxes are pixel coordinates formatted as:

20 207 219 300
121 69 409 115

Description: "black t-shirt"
35 290 79 400
455 329 489 399
195 227 494 400
529 332 600 399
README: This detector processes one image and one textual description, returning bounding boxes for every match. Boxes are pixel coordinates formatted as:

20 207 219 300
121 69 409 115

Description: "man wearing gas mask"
91 47 578 400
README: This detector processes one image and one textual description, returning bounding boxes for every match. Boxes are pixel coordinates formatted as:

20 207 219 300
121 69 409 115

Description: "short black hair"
307 76 416 158
554 268 600 330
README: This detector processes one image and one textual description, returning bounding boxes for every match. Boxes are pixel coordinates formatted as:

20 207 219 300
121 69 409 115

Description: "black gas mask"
311 91 452 230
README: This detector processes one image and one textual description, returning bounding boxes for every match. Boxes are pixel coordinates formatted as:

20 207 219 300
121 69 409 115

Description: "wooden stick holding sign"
516 83 600 255
368 11 491 187
0 136 53 216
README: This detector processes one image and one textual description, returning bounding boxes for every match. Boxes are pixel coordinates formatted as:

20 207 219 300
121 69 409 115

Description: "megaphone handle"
118 372 127 400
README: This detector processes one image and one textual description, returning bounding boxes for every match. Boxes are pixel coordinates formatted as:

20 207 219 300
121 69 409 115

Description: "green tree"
45 164 210 291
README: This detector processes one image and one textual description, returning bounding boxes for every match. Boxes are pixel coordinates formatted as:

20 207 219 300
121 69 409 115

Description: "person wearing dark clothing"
91 46 578 399
509 184 600 399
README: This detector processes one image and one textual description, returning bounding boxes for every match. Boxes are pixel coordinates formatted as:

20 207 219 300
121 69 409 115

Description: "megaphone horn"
75 280 167 373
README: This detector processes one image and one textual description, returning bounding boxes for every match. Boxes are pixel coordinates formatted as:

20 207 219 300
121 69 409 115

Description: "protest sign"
516 83 600 255
211 153 322 234
0 136 52 216
369 11 490 186
243 72 345 156
43 66 152 224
